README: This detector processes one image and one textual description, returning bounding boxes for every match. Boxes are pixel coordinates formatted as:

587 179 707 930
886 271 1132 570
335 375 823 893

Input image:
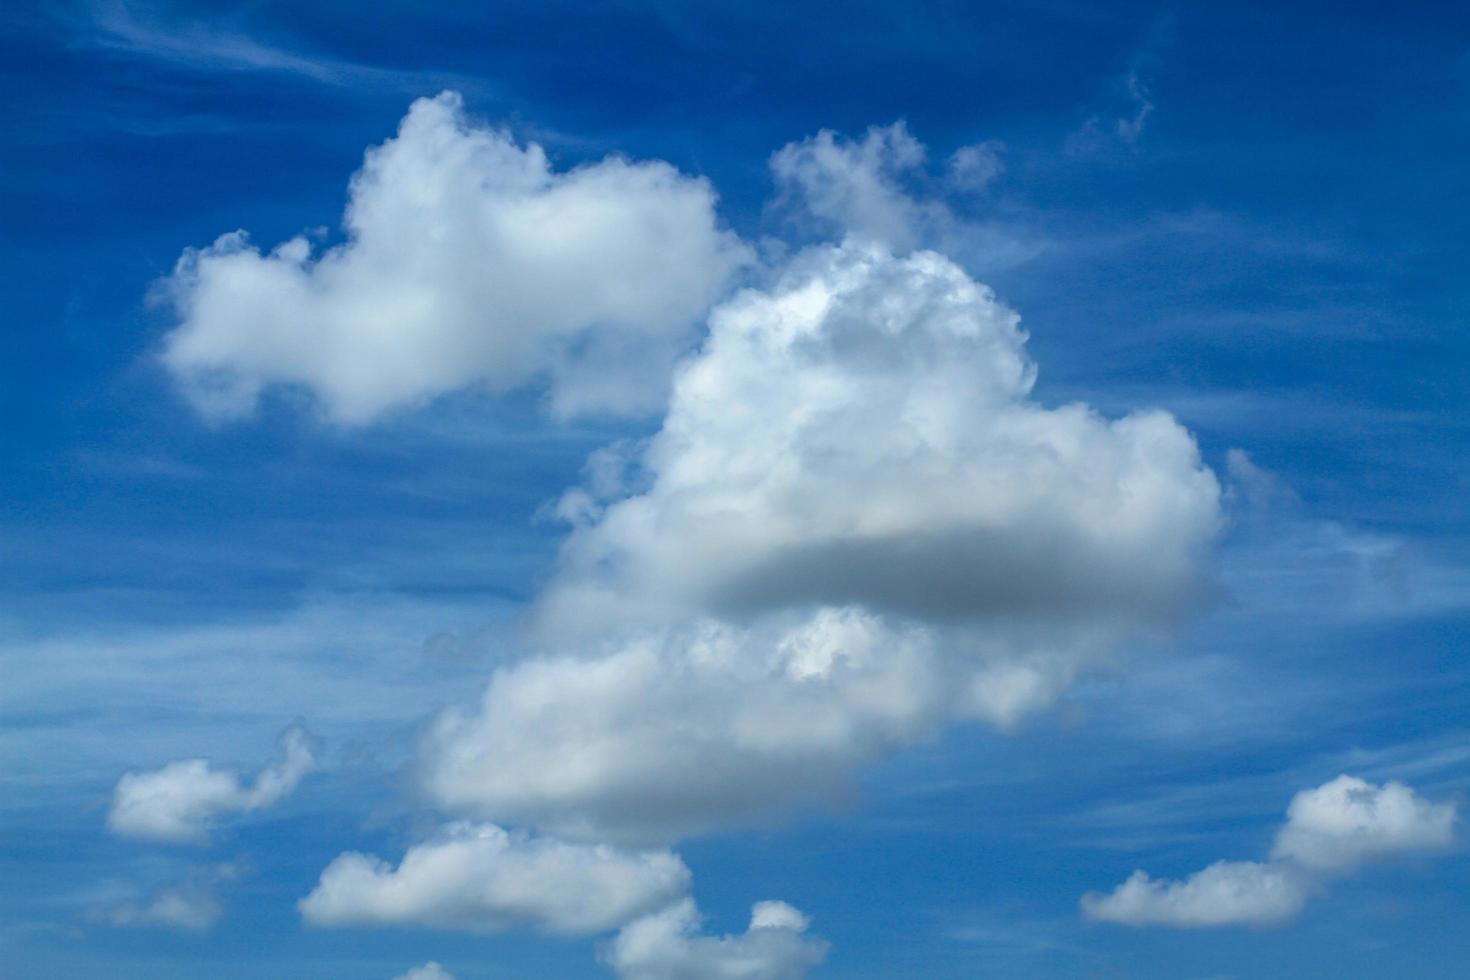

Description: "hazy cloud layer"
159 91 749 424
107 727 315 845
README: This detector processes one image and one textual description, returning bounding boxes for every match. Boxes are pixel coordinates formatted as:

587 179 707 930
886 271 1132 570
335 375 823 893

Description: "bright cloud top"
421 240 1221 845
606 898 828 980
1080 861 1308 928
107 727 315 845
299 822 691 936
158 91 749 424
1083 775 1458 927
541 241 1220 634
1271 774 1458 872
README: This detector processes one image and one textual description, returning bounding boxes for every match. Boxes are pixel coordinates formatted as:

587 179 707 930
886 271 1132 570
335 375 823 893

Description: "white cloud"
419 242 1220 845
392 963 456 980
1080 861 1308 928
421 608 1106 844
538 242 1220 638
107 726 315 845
97 864 239 932
421 609 1056 843
1083 775 1458 927
299 823 690 935
769 127 1036 270
158 91 749 424
947 141 1005 192
605 898 828 979
1271 775 1458 872
770 122 930 250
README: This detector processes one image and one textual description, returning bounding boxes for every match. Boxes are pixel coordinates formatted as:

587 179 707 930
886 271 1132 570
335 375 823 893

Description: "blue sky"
3 1 1469 978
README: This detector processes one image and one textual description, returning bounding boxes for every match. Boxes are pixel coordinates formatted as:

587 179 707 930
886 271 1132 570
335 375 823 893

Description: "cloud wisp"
1082 775 1458 927
94 863 241 933
769 123 1037 270
391 965 457 980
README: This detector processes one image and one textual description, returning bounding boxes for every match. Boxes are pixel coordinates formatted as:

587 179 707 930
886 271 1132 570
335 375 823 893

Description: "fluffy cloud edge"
1082 775 1458 928
158 91 750 425
107 726 316 845
299 822 691 936
604 897 828 979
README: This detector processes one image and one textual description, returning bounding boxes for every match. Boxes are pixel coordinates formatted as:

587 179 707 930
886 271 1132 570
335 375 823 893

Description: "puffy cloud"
770 122 930 250
1083 775 1458 927
299 823 690 935
108 726 315 845
420 242 1220 844
947 141 1005 192
1271 775 1458 873
423 609 1087 844
539 242 1220 637
605 898 828 980
158 91 749 424
1080 861 1309 928
392 964 456 980
769 127 1035 269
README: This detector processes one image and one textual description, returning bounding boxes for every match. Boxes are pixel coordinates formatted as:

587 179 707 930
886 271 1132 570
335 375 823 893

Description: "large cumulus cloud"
418 241 1222 845
538 241 1220 635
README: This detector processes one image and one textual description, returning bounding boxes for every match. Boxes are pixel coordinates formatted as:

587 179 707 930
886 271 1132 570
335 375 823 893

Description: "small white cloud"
769 121 929 250
108 726 315 845
97 864 240 932
392 963 456 980
299 823 690 935
1080 861 1309 928
158 91 749 425
605 898 828 979
947 141 1005 191
1083 775 1458 928
1271 774 1458 873
768 125 1033 269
